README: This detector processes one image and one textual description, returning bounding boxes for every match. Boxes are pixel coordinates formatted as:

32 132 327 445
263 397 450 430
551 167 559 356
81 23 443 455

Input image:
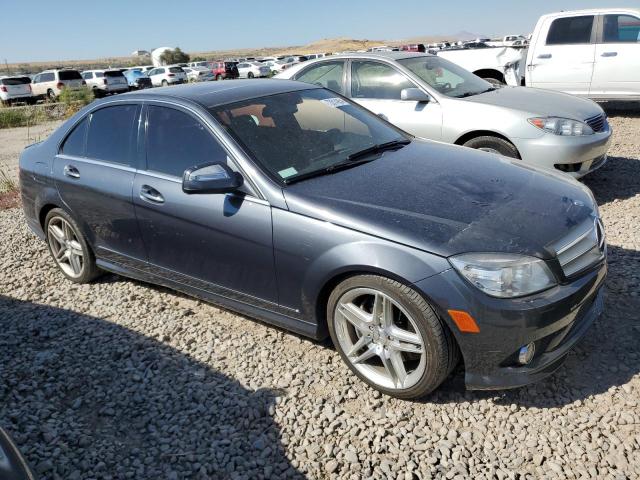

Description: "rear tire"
46 89 56 102
44 208 101 284
327 275 458 399
248 72 254 79
161 80 168 87
215 74 222 81
463 135 520 159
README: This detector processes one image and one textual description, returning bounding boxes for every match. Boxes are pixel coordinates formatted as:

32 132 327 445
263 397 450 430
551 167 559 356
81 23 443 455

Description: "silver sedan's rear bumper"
513 127 612 178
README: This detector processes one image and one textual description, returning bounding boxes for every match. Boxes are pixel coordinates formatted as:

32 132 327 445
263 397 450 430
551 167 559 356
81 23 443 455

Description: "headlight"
528 117 594 136
450 253 556 298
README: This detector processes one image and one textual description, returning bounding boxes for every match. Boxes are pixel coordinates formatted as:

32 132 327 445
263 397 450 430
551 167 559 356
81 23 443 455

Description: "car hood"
283 140 596 259
463 86 603 121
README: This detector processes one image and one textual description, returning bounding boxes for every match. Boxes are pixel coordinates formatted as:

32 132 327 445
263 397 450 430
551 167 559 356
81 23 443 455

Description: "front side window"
398 56 493 98
86 105 140 165
210 89 407 183
350 61 415 100
603 14 640 43
146 106 227 177
296 61 345 94
61 117 88 156
82 72 93 80
546 16 594 45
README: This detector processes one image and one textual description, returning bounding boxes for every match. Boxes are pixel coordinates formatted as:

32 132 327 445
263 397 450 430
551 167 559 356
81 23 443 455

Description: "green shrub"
58 87 94 106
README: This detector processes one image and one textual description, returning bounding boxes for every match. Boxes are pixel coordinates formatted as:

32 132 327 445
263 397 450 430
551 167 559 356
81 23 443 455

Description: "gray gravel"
1 109 639 479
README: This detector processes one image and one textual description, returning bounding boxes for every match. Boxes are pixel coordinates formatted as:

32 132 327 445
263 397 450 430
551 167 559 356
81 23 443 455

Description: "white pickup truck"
436 8 640 101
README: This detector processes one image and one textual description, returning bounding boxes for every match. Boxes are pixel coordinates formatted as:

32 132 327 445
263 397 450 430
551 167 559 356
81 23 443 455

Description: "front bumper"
414 260 606 390
513 127 612 178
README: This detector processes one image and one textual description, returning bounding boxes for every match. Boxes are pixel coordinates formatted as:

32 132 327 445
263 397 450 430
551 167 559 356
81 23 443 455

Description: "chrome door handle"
537 54 552 59
63 165 80 178
601 52 618 57
140 185 164 204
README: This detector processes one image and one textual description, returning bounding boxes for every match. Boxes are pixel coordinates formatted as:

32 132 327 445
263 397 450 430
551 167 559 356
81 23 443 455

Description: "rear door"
53 103 146 262
132 104 278 302
591 13 640 98
59 70 84 89
348 60 443 140
527 14 596 95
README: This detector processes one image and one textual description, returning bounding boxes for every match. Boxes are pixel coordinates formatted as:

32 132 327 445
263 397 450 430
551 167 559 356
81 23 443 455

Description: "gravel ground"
1 109 639 479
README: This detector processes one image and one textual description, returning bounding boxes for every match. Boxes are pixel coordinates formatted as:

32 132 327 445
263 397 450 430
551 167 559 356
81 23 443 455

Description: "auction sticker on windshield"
320 98 350 108
278 166 298 178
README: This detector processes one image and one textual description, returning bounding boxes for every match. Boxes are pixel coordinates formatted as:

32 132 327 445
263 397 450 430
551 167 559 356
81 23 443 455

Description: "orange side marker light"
448 310 480 333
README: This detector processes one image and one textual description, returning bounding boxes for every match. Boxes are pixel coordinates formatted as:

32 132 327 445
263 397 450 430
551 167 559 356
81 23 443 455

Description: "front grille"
553 217 606 277
585 114 606 132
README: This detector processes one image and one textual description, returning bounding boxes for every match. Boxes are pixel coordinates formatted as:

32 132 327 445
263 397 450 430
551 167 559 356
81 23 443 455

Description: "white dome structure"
151 47 174 67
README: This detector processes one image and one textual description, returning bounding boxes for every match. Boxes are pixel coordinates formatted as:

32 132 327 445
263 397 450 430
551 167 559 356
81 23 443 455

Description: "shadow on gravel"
601 102 640 118
0 295 303 480
424 243 640 409
583 154 640 204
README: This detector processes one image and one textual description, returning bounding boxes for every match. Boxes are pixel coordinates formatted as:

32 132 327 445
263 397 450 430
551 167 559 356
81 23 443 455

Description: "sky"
1 0 638 62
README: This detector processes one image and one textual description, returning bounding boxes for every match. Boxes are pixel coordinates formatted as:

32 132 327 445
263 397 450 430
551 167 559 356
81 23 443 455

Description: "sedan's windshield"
209 89 408 183
398 56 494 98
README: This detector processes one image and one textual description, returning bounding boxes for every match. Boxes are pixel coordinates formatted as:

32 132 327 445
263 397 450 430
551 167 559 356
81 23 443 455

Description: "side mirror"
182 162 243 194
0 428 35 480
401 88 431 103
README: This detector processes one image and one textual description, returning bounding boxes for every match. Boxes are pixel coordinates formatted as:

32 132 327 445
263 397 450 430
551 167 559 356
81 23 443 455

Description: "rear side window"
603 14 640 43
86 105 140 165
1 77 31 85
61 117 88 156
145 106 227 177
41 73 55 82
59 70 82 81
546 16 594 45
169 67 183 73
296 61 345 94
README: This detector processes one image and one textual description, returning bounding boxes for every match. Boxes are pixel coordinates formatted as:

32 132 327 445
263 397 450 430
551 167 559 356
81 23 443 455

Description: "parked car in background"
400 44 426 53
0 76 33 105
183 66 215 82
147 66 187 87
278 51 612 177
81 70 129 97
526 8 640 100
20 80 606 399
31 69 86 101
237 62 271 78
212 61 239 80
123 69 152 90
263 60 291 74
305 53 327 60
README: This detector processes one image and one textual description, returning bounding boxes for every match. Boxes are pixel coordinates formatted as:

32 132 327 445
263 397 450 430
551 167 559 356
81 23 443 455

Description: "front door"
132 104 278 303
591 13 640 98
527 14 596 95
53 103 146 261
348 60 443 140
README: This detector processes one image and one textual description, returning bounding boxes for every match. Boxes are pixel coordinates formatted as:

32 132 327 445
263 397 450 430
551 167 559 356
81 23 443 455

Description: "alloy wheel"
334 288 427 390
47 216 84 278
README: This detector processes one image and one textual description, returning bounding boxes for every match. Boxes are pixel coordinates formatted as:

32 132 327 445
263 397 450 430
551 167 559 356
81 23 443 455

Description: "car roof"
121 79 315 108
321 51 434 61
540 7 640 18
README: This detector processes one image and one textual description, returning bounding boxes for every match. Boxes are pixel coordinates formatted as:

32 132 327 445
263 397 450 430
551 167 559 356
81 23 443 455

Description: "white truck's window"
603 15 640 43
546 16 594 45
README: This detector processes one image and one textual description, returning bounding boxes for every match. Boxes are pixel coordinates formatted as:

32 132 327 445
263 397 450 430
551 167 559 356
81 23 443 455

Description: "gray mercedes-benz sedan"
277 52 612 178
19 80 606 399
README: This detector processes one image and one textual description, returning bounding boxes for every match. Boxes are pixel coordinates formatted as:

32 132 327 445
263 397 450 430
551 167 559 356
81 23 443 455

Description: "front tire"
161 80 168 87
463 135 520 159
247 72 254 79
327 275 458 399
44 208 101 284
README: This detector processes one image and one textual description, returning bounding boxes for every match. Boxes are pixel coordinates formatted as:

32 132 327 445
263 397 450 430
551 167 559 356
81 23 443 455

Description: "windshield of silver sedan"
398 56 494 98
209 89 409 184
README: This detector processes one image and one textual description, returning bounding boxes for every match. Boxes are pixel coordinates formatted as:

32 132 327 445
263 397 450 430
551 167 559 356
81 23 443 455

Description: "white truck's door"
527 14 596 96
591 13 640 99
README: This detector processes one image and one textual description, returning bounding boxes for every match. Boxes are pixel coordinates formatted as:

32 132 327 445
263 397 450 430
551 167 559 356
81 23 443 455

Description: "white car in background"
183 66 214 82
30 69 86 101
262 60 291 74
236 62 271 78
81 70 129 96
147 66 187 87
0 76 34 105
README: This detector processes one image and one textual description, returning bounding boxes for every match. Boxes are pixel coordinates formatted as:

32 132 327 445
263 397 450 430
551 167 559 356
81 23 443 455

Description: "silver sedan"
277 52 612 177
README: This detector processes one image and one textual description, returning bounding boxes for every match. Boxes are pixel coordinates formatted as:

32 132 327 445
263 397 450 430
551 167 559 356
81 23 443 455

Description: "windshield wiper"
346 139 411 162
284 157 377 184
454 87 496 98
